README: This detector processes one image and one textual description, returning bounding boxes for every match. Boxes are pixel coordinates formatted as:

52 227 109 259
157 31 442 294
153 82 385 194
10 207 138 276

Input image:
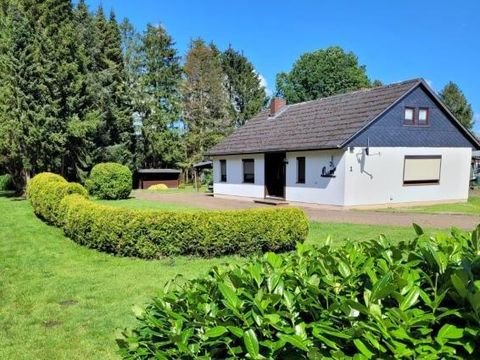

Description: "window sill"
403 182 440 186
403 124 430 127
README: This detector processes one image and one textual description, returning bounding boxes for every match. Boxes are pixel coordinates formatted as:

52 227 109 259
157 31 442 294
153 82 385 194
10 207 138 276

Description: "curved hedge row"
60 194 308 258
27 172 88 225
28 172 309 258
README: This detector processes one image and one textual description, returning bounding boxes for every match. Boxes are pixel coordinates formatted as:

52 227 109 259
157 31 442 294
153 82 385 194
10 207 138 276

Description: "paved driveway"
133 190 480 230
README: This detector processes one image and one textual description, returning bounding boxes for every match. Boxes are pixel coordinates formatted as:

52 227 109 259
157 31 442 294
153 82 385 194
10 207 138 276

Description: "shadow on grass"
0 191 26 200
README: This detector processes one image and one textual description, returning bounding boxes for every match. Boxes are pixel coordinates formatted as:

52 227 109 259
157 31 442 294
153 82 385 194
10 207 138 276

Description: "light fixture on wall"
365 137 370 156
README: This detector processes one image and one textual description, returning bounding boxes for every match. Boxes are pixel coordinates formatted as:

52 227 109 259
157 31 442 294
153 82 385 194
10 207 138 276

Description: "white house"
207 79 479 207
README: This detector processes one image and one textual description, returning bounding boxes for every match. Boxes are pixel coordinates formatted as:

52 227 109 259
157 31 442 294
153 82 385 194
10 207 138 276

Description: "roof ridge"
286 78 423 108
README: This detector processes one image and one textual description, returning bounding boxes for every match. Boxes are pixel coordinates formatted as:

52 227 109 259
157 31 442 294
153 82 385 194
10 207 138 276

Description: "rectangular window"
242 159 255 183
297 157 305 183
403 155 441 185
404 107 415 125
220 160 227 182
418 108 429 125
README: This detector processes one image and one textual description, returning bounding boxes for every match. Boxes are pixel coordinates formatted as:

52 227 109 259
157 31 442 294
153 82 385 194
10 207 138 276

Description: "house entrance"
265 152 286 198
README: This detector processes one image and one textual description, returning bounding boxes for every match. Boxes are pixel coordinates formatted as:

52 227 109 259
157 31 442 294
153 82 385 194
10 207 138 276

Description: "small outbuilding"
135 169 181 189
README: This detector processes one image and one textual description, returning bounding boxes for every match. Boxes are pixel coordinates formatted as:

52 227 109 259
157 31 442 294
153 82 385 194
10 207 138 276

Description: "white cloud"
425 79 434 89
255 71 273 97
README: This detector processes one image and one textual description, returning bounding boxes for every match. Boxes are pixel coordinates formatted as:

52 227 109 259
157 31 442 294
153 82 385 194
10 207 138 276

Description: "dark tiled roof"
207 79 422 155
137 169 181 174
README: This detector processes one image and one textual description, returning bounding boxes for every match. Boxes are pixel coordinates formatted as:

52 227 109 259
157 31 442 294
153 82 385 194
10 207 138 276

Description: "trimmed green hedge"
27 172 88 225
60 194 308 258
118 227 480 359
86 162 132 200
28 172 309 258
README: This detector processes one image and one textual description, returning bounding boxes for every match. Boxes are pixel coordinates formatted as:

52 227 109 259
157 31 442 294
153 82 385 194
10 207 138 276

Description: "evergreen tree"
182 39 230 166
120 19 145 168
91 7 133 167
439 81 474 130
276 46 371 103
221 47 266 127
139 24 184 168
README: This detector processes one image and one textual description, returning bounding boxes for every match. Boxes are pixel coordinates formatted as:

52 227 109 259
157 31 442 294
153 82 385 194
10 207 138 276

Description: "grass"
0 195 434 359
95 198 199 211
381 196 480 215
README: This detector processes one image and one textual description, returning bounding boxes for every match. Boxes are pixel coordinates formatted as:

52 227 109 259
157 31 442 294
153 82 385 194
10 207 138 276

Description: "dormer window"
404 107 415 125
418 108 429 125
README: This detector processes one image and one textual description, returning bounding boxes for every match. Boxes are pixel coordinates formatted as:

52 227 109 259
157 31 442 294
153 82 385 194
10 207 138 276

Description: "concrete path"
133 190 480 230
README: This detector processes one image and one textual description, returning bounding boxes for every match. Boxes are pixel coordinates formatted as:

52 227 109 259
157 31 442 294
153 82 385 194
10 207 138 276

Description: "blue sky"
86 0 480 131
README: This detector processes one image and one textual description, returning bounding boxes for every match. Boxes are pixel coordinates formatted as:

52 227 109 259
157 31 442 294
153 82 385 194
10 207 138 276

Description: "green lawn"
95 198 199 211
381 196 480 215
0 195 432 359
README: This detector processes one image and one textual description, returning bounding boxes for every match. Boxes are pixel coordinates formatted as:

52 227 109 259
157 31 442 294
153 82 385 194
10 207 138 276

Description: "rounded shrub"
27 172 66 204
86 162 132 200
60 194 309 258
148 183 169 191
27 172 88 225
117 228 480 359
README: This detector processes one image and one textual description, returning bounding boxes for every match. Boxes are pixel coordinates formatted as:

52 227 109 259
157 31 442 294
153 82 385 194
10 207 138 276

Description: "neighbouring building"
135 169 181 189
207 79 480 207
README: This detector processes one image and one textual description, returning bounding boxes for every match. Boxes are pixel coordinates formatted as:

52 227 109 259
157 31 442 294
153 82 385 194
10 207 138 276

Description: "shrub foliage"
27 172 88 225
118 226 480 359
60 194 308 258
0 174 13 191
148 183 169 191
27 172 308 258
86 162 132 200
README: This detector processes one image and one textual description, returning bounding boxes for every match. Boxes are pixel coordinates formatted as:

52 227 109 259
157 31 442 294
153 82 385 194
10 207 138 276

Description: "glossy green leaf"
204 326 227 338
244 329 260 358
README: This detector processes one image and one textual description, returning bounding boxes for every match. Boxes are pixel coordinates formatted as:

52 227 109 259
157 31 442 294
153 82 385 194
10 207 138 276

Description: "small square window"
404 107 415 124
418 108 429 125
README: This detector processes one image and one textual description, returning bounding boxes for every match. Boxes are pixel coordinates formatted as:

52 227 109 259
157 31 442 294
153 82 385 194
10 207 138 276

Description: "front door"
265 152 286 198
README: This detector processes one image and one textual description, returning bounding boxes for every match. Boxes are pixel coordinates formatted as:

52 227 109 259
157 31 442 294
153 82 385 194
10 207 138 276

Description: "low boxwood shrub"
117 226 480 359
60 194 308 258
86 162 132 200
27 172 67 205
27 172 88 225
148 183 169 191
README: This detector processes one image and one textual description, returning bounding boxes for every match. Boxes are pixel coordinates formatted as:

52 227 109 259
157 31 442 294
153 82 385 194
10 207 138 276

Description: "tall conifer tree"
221 47 267 127
182 39 230 166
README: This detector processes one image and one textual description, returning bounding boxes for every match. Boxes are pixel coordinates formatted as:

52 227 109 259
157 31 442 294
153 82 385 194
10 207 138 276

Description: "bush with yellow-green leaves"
28 172 309 258
148 183 169 191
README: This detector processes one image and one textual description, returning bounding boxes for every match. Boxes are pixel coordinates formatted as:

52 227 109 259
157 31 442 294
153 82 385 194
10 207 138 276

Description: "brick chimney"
269 97 286 117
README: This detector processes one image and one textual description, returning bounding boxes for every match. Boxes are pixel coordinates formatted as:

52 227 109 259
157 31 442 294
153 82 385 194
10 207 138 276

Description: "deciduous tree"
276 46 371 103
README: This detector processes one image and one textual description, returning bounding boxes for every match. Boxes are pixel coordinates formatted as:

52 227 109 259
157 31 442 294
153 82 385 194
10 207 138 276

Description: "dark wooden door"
265 152 286 198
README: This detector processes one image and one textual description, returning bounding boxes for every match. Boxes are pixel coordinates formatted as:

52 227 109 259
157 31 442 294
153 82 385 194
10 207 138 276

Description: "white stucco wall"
285 150 346 205
213 154 265 198
213 147 472 206
343 147 472 206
